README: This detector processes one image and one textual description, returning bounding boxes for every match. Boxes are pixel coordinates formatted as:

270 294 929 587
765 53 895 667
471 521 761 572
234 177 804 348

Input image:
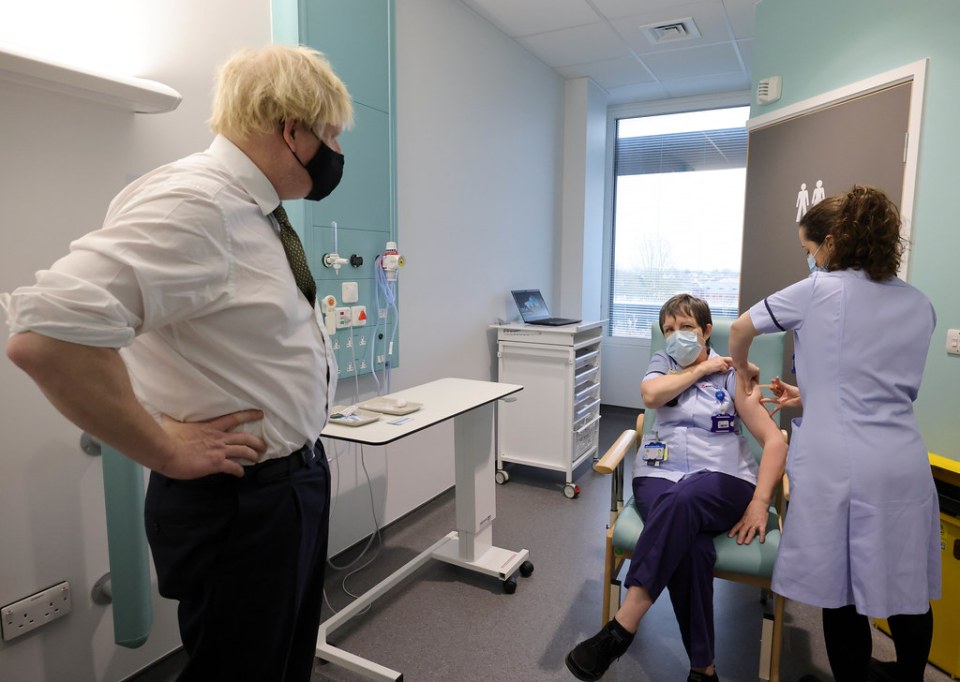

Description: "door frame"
747 59 927 279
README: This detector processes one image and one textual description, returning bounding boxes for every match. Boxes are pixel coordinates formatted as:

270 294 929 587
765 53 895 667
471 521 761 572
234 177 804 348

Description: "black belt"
160 441 320 487
243 442 317 485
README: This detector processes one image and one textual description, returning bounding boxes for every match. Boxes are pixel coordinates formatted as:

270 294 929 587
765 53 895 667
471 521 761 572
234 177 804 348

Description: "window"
608 106 749 339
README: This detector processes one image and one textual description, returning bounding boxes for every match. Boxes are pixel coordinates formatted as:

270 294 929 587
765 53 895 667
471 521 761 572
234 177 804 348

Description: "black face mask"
296 140 344 202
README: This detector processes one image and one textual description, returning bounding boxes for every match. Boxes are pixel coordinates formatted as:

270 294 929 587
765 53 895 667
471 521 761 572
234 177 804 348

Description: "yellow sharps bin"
875 453 960 678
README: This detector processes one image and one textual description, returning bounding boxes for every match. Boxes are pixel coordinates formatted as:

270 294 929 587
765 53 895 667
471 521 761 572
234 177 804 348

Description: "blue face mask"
665 330 703 367
807 244 824 273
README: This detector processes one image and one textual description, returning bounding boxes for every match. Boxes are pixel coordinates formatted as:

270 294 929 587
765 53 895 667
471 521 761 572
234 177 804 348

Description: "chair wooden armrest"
593 413 646 475
594 429 637 475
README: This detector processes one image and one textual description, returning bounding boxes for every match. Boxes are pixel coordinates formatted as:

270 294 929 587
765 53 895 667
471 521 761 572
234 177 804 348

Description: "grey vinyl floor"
131 405 951 682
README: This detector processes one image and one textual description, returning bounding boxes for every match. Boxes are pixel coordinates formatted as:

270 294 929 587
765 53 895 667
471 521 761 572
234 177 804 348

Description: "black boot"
565 619 634 681
867 658 899 682
687 670 719 682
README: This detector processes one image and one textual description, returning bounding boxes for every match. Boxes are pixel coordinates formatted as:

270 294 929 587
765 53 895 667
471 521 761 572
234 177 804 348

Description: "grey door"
739 82 912 422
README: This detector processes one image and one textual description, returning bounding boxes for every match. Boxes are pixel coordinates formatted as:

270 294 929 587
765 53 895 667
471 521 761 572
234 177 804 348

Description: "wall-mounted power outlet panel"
1 581 72 641
947 328 960 356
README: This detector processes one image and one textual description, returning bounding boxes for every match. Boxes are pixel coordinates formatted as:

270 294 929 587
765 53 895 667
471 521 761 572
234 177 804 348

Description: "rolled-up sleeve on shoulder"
3 248 143 347
2 186 231 347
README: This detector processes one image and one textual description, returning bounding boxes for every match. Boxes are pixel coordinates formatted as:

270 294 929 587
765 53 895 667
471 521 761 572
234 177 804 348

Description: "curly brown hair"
799 184 904 281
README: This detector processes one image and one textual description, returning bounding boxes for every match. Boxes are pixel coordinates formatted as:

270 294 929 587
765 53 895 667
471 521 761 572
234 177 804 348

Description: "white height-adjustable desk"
316 377 532 681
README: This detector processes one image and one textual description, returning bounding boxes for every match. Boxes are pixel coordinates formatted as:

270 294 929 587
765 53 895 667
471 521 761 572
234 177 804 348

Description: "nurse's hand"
698 354 732 377
759 377 801 416
728 498 770 545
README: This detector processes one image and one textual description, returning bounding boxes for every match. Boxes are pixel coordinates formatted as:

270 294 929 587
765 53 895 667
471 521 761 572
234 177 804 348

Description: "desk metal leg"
316 534 452 681
315 401 531 680
432 403 530 580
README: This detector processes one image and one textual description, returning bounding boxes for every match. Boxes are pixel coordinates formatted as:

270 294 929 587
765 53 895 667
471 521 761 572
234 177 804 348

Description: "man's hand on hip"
159 409 267 479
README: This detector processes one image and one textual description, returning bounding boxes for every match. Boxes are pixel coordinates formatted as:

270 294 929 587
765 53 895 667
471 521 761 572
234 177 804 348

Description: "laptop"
511 289 581 326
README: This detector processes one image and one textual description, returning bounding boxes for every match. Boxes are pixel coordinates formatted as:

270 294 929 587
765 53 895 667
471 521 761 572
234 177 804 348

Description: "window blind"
608 119 748 339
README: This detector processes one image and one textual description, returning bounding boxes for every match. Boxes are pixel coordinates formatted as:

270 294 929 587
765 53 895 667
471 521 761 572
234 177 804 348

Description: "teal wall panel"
301 0 391 113
310 104 391 232
298 0 397 380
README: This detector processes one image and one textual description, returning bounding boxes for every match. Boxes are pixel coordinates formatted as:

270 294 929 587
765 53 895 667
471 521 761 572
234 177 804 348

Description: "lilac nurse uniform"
748 269 940 618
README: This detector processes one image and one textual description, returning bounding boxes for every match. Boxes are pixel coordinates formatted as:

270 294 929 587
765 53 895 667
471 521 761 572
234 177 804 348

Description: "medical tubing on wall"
369 254 400 395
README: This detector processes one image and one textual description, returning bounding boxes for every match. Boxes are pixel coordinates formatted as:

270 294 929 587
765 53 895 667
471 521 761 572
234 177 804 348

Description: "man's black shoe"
565 619 634 681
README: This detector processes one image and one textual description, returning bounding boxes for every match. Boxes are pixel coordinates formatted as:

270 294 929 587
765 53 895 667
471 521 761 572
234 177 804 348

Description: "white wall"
0 2 270 681
0 1 564 679
558 78 607 322
323 0 565 555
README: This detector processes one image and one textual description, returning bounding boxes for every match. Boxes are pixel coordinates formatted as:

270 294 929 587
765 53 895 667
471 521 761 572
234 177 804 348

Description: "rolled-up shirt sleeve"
747 277 814 335
2 189 232 347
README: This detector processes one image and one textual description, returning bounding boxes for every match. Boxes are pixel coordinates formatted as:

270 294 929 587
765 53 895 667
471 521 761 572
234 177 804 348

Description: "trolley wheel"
503 576 518 594
519 560 534 578
563 483 580 499
495 469 510 485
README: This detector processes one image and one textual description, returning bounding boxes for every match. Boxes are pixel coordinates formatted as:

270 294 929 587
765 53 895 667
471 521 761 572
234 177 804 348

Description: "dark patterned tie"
272 204 316 307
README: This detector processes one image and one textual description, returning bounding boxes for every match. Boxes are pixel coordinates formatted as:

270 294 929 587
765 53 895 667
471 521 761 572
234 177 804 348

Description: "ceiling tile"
517 22 628 68
639 42 744 81
557 55 657 90
460 0 601 38
662 70 751 98
605 80 671 105
592 0 713 21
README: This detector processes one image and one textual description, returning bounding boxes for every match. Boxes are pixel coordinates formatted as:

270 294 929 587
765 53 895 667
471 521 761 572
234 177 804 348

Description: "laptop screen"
511 289 550 322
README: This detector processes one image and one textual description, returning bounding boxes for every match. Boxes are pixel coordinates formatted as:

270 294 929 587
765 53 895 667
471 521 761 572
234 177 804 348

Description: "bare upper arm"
734 377 781 445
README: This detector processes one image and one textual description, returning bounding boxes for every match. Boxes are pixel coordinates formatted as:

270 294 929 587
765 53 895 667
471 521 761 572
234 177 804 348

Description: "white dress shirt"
2 135 337 460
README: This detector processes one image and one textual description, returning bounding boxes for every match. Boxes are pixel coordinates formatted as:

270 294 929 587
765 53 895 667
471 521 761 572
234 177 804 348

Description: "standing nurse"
728 185 939 682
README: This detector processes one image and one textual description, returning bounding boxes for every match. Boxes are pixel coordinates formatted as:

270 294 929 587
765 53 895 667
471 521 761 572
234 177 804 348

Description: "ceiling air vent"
641 18 701 44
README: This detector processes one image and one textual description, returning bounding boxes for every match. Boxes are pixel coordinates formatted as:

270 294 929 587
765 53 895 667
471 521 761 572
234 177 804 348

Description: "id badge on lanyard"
707 386 737 433
640 433 668 467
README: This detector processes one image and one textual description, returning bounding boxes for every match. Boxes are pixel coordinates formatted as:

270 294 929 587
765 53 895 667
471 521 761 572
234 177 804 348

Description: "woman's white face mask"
665 330 703 367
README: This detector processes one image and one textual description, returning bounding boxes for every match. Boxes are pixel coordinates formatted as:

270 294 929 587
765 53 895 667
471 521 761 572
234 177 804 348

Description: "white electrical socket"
947 328 960 356
335 307 352 329
1 582 71 641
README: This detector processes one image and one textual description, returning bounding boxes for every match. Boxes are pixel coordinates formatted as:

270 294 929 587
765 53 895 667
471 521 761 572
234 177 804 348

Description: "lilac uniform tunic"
636 349 758 486
749 270 940 617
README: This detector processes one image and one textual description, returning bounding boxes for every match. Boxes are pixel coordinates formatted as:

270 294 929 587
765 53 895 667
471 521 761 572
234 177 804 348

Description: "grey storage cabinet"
494 321 603 498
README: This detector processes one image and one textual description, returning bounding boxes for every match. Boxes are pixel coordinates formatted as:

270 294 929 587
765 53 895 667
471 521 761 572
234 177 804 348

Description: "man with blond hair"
3 45 353 681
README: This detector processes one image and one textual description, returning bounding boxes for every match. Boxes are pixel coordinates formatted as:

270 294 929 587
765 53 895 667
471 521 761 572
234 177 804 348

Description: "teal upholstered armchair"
594 320 787 681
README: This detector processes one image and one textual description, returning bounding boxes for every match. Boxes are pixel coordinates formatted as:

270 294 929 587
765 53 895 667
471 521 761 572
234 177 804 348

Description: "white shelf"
0 44 182 114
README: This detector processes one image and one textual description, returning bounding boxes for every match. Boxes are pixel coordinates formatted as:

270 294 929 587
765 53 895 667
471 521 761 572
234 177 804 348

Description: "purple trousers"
625 470 754 668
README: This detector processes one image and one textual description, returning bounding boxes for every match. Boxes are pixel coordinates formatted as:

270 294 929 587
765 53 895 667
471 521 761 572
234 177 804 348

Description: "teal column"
101 444 153 648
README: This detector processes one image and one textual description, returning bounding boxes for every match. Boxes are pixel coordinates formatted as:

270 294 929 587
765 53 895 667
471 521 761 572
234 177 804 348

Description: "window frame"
601 91 751 354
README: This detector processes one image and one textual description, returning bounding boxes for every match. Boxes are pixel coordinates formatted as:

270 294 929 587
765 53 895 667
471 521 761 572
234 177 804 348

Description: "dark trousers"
822 604 933 682
625 471 754 669
145 442 330 682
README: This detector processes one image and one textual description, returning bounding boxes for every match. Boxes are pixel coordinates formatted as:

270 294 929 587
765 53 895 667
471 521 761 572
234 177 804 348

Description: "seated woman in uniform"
565 293 787 682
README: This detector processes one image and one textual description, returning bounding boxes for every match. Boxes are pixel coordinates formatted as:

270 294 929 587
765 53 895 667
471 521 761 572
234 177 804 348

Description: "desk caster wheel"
503 576 518 594
563 483 580 499
495 470 509 485
519 560 534 578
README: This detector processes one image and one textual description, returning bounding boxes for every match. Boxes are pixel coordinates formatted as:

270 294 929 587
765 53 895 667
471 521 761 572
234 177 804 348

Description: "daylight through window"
609 106 749 339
